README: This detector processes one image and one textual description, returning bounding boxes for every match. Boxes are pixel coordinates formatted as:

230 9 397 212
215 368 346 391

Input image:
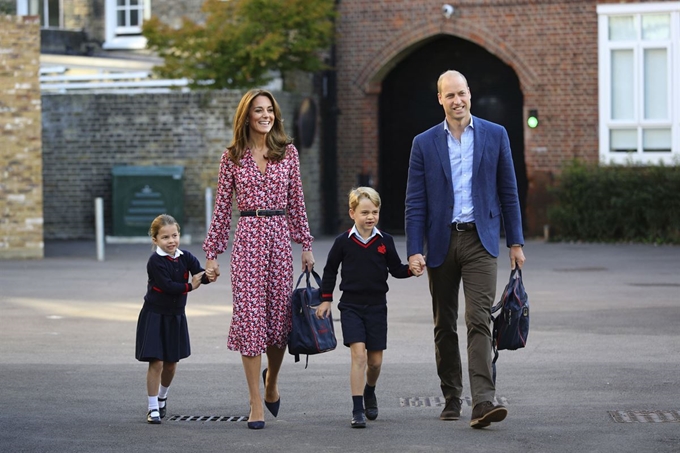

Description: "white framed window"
597 3 680 164
102 0 151 50
16 0 62 28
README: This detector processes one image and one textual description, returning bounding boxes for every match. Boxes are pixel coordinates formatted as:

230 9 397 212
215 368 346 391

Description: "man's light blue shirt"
445 117 475 223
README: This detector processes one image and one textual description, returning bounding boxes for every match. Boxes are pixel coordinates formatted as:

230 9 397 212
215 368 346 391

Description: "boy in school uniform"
316 187 415 428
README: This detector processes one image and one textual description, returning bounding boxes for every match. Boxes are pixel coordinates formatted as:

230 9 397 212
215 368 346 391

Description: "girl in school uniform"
135 214 209 424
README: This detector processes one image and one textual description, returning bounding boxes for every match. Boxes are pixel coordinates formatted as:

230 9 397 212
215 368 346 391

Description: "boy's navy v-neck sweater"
321 229 411 305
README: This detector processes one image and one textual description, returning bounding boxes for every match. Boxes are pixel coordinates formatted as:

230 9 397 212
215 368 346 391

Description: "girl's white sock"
148 395 159 411
159 385 170 400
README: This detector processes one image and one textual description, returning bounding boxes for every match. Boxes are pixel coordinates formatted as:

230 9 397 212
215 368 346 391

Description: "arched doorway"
378 35 527 233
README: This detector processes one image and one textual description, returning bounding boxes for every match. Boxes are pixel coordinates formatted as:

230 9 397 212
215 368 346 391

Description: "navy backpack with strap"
288 270 337 367
491 267 529 382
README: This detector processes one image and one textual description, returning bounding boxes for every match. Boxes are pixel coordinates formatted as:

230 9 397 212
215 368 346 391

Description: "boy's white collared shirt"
348 225 382 244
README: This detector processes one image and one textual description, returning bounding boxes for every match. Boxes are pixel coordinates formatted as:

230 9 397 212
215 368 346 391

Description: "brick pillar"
0 15 43 259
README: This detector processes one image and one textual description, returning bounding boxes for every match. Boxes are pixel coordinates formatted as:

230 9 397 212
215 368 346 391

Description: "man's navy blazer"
405 116 524 268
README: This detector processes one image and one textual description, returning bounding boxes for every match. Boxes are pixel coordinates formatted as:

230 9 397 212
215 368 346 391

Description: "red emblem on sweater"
377 244 387 254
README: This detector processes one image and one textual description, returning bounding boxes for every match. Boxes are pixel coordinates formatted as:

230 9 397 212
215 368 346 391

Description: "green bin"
112 166 184 237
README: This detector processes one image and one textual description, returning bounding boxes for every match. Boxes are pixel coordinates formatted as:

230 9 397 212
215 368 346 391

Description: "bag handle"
306 269 322 289
294 270 323 317
295 269 322 290
492 267 522 314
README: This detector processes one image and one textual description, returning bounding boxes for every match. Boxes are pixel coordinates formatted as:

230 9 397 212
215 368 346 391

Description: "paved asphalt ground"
1 236 679 453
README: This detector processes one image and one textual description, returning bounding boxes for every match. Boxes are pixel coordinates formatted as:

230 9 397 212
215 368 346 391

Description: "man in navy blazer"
405 70 525 429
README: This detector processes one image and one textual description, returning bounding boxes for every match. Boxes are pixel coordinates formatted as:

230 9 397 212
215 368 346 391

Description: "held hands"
510 245 525 270
408 254 426 277
192 271 205 289
315 301 332 319
205 259 220 282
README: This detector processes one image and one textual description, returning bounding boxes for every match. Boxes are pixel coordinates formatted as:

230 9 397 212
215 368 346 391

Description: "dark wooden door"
378 35 527 233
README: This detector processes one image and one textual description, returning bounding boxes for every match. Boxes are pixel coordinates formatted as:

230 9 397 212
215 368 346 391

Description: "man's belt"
451 222 476 231
240 209 286 217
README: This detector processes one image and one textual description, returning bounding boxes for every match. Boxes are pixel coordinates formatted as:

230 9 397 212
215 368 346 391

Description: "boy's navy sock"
364 383 375 398
352 395 364 415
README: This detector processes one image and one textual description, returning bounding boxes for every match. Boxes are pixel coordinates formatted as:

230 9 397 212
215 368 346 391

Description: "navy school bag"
491 267 529 382
288 270 337 367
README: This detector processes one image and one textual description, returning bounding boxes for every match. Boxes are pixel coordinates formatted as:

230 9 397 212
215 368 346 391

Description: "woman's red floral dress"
203 144 313 357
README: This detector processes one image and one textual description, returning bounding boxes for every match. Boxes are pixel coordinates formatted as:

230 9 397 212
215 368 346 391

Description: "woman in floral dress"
203 89 315 429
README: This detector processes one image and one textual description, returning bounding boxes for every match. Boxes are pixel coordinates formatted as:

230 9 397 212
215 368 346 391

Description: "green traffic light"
527 109 539 128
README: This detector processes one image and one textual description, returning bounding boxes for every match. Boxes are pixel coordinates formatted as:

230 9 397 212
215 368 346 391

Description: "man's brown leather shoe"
439 397 462 420
470 401 507 428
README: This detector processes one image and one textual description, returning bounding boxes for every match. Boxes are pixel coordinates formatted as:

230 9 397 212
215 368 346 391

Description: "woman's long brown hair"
227 89 293 165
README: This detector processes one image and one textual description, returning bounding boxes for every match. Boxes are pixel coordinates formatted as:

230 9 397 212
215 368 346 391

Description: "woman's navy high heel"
247 420 265 430
262 368 281 417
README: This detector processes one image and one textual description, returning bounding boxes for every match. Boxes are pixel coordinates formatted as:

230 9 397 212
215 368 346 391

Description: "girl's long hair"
227 89 293 165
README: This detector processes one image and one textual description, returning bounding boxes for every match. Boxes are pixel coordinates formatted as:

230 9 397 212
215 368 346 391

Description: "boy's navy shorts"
338 302 387 350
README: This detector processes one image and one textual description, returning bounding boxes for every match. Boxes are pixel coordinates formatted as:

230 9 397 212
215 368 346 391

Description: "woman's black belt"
240 209 286 217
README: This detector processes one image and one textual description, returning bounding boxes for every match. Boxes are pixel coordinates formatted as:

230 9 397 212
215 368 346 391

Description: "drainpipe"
321 0 340 234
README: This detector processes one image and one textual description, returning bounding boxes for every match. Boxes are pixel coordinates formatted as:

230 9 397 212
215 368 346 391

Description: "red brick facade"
334 0 644 236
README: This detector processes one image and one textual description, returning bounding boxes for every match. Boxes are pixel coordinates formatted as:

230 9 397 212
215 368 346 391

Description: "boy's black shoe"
364 392 378 420
147 409 161 424
158 397 167 419
351 411 367 428
440 397 462 420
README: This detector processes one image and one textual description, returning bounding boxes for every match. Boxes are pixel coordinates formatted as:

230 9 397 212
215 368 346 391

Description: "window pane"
611 50 634 120
643 129 671 152
117 10 126 27
28 0 39 15
610 130 637 153
609 16 635 41
130 0 140 5
117 0 126 6
642 14 670 40
48 0 59 27
38 0 45 26
644 49 667 120
130 9 139 26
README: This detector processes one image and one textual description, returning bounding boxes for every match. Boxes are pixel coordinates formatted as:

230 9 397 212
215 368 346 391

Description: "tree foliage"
143 0 336 89
0 1 16 14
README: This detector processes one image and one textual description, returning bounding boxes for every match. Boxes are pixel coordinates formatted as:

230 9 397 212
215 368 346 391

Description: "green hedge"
547 161 680 244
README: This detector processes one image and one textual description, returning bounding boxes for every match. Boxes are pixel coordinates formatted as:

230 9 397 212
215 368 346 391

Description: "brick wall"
40 90 323 241
0 15 43 259
63 0 97 32
334 0 664 235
